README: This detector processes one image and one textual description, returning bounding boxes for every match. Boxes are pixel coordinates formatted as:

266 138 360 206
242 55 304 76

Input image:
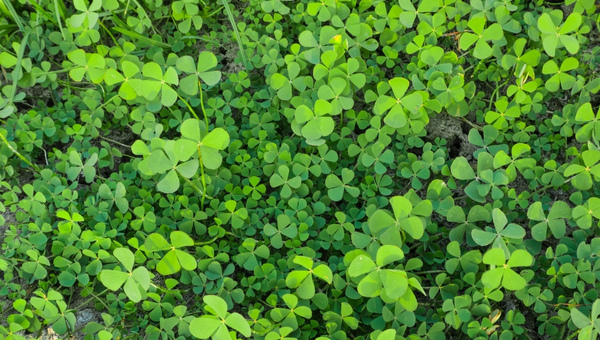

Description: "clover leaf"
459 17 504 59
98 248 150 303
189 295 251 339
564 150 600 190
347 246 425 310
264 214 298 249
141 62 179 107
270 294 312 330
326 168 359 202
66 49 106 84
135 139 199 193
481 248 532 291
71 0 102 29
176 51 221 96
527 201 571 241
104 60 142 100
270 165 302 199
472 209 525 259
291 100 335 145
175 118 230 170
373 77 422 129
537 12 581 57
542 58 579 92
285 256 332 299
270 62 306 101
144 231 197 275
571 299 600 340
575 103 600 143
369 196 428 246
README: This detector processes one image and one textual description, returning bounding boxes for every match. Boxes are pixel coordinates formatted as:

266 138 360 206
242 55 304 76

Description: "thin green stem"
199 82 209 130
177 94 200 120
99 135 130 148
488 74 512 112
99 94 120 109
71 289 109 311
181 175 214 200
0 130 41 172
566 330 579 340
413 269 445 275
198 149 207 210
98 19 119 47
461 117 482 131
195 235 219 246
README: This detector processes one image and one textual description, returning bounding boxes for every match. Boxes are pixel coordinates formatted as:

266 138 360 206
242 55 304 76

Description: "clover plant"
2 0 600 339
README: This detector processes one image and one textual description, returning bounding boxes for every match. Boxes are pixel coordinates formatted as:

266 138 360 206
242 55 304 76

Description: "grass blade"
112 26 171 49
0 0 24 31
221 0 249 71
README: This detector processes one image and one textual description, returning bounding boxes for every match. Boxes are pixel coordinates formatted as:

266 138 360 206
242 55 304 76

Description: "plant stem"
71 288 110 311
181 174 214 200
99 135 130 148
461 117 483 131
199 81 209 130
178 93 199 120
195 235 219 246
198 147 207 210
0 130 42 173
488 76 512 112
413 269 445 275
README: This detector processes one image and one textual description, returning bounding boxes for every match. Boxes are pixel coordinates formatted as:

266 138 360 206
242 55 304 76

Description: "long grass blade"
53 0 67 40
1 0 24 31
221 0 249 71
112 26 171 49
7 32 29 108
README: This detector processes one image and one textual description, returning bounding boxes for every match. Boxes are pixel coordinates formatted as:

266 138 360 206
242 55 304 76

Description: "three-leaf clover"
189 295 251 339
134 139 199 194
141 62 179 107
264 214 298 249
575 103 600 143
564 150 600 190
270 294 312 330
270 165 302 199
285 256 332 299
98 248 150 302
66 49 106 84
472 209 525 259
71 0 102 29
373 77 422 129
537 12 581 57
369 196 429 246
527 201 571 241
104 60 142 100
176 51 221 96
571 299 600 340
270 62 306 101
459 17 504 59
175 118 230 170
291 100 335 145
347 245 425 310
481 248 532 291
542 58 579 92
144 231 197 275
326 168 360 202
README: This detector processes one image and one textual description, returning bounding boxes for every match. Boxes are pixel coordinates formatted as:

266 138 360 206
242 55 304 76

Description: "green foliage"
1 0 600 339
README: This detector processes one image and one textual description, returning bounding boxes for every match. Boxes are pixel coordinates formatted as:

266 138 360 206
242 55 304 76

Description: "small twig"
99 135 131 148
461 117 483 131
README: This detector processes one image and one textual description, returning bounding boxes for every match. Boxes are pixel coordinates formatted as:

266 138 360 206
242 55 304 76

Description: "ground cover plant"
3 0 600 339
